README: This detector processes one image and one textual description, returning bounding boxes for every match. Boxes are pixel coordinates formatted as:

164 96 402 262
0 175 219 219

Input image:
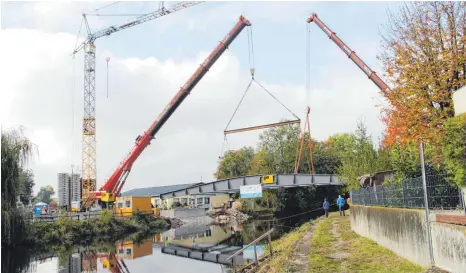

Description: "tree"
443 113 466 187
1 128 36 246
336 122 378 189
18 169 35 205
312 141 341 174
379 2 466 155
215 147 255 179
257 124 301 174
35 185 55 204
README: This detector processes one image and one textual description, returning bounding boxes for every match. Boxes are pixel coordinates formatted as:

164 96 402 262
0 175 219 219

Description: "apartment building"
58 173 81 208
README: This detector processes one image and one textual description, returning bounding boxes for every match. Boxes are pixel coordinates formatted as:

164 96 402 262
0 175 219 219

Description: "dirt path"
329 216 349 272
286 217 321 272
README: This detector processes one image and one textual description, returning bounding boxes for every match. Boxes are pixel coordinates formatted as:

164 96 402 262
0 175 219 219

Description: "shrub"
443 114 466 187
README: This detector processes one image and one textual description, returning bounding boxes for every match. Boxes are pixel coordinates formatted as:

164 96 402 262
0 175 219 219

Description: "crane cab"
101 192 116 203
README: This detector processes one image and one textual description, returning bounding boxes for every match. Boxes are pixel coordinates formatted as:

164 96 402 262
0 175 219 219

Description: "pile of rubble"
163 217 184 228
215 209 250 225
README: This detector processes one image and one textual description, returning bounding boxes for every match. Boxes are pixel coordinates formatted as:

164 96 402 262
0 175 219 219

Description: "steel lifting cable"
295 24 315 174
224 79 254 132
224 25 300 134
218 26 255 160
253 79 300 120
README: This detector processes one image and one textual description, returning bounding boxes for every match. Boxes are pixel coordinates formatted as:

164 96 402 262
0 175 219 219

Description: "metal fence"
351 174 465 211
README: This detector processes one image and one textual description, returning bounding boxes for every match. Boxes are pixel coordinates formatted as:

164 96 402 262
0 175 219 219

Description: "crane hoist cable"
295 23 315 174
223 26 301 136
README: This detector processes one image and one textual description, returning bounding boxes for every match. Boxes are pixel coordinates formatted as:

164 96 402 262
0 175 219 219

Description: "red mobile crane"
306 13 391 93
294 13 392 175
82 16 251 208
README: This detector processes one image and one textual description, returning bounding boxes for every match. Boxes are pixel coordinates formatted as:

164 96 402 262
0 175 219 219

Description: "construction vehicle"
306 13 391 93
72 2 202 206
294 13 392 175
81 16 252 210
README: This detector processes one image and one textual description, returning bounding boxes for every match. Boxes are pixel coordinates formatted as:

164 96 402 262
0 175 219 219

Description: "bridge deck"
160 174 342 199
161 245 244 265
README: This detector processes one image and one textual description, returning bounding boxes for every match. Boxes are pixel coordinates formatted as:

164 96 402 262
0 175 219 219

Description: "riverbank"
255 211 428 273
23 210 169 251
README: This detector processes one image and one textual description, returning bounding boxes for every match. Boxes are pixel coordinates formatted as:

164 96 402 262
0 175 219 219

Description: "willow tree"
1 128 36 247
379 2 466 155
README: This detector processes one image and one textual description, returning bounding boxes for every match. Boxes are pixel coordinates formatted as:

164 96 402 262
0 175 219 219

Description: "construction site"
3 1 466 273
55 1 391 214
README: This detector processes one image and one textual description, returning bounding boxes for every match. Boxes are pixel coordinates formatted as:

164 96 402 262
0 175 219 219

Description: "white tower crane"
72 1 203 202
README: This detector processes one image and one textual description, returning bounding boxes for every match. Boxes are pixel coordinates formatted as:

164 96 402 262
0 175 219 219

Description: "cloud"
2 3 386 194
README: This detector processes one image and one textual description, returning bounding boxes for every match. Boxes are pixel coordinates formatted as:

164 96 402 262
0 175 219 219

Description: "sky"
0 1 403 194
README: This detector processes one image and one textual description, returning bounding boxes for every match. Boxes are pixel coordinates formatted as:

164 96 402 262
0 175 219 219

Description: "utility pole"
420 143 435 265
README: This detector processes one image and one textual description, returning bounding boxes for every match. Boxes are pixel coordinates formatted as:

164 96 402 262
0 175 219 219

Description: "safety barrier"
351 174 464 211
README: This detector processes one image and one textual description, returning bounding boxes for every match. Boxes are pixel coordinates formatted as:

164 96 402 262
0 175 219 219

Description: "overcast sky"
0 1 402 194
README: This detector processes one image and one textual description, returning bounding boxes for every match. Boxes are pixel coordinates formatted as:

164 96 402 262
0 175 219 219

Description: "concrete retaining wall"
351 205 466 273
160 208 206 219
431 222 466 272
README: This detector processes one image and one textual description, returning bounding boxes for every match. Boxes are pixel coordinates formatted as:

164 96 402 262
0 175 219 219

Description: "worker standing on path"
337 195 346 216
323 198 329 218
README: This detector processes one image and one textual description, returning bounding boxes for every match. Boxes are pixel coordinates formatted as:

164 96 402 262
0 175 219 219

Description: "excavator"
81 15 252 210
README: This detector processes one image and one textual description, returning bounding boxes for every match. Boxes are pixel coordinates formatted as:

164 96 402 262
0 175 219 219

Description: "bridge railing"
351 174 464 211
226 228 274 272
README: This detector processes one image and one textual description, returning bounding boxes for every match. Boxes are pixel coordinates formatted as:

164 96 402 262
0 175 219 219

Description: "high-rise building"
58 173 81 209
70 173 81 203
58 173 70 208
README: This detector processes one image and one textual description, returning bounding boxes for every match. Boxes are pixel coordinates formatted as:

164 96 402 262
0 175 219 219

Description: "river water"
2 213 318 273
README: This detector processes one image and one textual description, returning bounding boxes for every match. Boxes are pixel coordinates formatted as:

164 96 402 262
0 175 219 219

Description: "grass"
308 211 425 273
256 221 314 273
308 213 341 273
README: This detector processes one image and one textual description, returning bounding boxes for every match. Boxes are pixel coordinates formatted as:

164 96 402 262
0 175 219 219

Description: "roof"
121 183 201 197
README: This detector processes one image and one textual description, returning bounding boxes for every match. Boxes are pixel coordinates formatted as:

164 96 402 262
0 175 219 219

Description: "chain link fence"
351 174 465 211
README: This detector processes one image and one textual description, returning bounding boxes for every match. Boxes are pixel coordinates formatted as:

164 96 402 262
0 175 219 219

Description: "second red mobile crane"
82 16 251 209
306 13 391 94
295 13 392 174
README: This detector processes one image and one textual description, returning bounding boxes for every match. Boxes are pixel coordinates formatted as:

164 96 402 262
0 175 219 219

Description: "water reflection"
3 215 312 273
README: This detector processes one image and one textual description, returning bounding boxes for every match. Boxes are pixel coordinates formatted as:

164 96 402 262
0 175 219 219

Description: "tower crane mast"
72 2 202 204
87 15 251 206
306 13 391 93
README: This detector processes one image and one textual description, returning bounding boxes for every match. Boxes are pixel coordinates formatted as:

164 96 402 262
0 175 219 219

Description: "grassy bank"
26 210 168 251
308 212 424 273
256 221 314 273
255 211 424 273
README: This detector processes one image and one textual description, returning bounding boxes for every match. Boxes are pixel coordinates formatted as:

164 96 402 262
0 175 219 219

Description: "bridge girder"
160 174 342 199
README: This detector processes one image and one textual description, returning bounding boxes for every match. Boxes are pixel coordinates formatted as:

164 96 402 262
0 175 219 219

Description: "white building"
453 85 466 116
58 173 81 208
70 173 81 203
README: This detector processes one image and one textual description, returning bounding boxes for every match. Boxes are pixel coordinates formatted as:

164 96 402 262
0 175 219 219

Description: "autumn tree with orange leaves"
379 2 465 155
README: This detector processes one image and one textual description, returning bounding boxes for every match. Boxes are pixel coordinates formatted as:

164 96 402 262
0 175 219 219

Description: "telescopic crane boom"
306 13 391 93
94 15 251 203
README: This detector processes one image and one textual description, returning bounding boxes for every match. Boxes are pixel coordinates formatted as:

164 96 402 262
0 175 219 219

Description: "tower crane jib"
72 1 203 206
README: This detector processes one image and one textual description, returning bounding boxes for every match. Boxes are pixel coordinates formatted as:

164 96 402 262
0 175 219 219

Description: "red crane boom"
88 16 251 205
306 13 391 93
